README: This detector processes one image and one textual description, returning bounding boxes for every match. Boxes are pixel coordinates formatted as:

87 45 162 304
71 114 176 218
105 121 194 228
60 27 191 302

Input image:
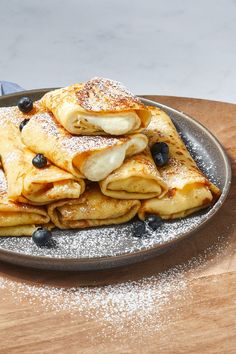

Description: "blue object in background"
0 81 24 96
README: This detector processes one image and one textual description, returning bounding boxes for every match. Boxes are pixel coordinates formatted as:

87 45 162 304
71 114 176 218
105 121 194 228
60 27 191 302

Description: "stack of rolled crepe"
0 77 221 235
20 78 166 229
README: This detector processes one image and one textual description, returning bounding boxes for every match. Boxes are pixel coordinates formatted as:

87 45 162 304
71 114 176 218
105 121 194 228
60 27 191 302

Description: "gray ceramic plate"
0 90 231 271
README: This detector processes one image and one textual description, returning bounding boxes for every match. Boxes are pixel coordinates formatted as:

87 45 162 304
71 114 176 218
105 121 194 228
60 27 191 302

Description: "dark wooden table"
0 96 235 354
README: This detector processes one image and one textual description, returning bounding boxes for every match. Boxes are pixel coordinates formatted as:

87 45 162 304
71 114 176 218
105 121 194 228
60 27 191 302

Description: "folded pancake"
40 77 151 135
0 168 50 236
47 184 141 229
21 110 148 182
100 148 168 199
0 107 84 205
138 107 221 220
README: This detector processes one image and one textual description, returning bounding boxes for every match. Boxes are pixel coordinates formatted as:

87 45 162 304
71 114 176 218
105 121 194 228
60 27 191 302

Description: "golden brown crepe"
0 168 50 236
21 110 148 182
47 184 141 229
0 107 85 205
40 78 151 135
100 148 168 199
138 107 221 220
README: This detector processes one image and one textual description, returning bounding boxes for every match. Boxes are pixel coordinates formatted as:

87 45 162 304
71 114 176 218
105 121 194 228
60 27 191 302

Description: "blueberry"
151 142 169 155
32 227 52 246
19 118 29 131
32 154 47 168
133 221 146 237
151 142 169 167
145 214 162 230
153 152 169 167
17 96 33 113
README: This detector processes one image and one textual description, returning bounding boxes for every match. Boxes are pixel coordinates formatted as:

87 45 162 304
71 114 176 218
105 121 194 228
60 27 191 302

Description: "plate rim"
0 91 232 270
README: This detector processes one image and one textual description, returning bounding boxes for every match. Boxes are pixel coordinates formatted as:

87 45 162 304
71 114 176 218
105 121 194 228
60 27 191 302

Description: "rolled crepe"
40 77 151 135
99 148 168 199
47 184 141 229
21 110 148 182
0 107 85 205
0 168 50 236
138 107 221 220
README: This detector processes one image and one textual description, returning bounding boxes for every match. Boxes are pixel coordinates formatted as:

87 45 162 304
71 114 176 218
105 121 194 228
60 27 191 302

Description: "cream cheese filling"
80 135 147 181
77 111 141 135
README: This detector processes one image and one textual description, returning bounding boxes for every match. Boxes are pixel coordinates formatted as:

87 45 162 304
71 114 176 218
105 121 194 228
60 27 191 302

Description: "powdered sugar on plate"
0 212 208 259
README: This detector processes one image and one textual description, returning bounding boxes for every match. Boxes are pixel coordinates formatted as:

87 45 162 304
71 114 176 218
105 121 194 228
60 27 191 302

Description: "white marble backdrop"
0 0 236 102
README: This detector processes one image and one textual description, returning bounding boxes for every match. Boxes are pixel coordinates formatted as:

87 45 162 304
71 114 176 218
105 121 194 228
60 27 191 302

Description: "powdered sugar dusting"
178 130 220 186
0 236 230 341
0 269 188 339
0 106 22 126
0 213 207 258
26 112 125 154
76 77 144 112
